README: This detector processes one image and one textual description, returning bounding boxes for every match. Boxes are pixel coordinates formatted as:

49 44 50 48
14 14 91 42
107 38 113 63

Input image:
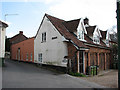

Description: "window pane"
38 53 42 62
44 32 46 41
93 36 100 44
42 33 43 42
26 53 28 60
42 32 46 42
31 53 32 61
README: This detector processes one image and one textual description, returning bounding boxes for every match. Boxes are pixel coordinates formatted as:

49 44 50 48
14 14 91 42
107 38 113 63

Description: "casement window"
26 53 28 61
106 39 109 46
21 54 23 60
106 39 109 44
78 30 84 40
30 53 32 61
62 58 68 64
38 53 42 62
42 32 46 42
16 54 17 59
93 36 100 44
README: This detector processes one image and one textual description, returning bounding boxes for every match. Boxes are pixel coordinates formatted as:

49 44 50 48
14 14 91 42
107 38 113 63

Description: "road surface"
2 59 106 88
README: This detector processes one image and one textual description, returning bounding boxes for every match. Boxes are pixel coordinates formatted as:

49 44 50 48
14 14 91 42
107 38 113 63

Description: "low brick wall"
37 63 67 73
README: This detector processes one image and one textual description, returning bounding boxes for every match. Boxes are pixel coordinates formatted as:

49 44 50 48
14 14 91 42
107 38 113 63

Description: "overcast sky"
1 0 117 38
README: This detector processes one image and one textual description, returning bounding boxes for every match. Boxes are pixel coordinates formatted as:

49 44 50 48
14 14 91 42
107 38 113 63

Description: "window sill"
62 62 67 65
41 41 46 43
38 61 42 63
93 42 100 45
79 39 87 42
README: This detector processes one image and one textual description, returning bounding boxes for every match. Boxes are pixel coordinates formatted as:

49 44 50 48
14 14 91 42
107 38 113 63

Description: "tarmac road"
2 59 106 88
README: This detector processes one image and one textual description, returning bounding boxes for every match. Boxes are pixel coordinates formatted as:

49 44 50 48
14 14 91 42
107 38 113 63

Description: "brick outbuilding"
11 37 34 63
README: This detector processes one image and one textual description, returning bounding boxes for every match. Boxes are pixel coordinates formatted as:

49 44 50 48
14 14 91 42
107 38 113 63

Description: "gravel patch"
79 70 118 88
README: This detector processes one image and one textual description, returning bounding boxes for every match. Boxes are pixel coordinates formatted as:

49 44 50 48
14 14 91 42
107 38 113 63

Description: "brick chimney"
19 31 23 34
84 18 89 26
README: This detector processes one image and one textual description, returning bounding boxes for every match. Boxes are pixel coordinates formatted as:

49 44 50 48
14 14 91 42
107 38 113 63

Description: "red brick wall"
67 42 77 59
11 37 34 63
67 42 111 73
84 46 111 73
67 42 78 72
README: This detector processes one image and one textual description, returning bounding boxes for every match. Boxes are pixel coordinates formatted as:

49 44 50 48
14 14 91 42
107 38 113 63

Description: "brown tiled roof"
10 32 28 44
84 34 107 47
86 26 96 36
0 20 8 27
42 14 109 49
46 14 87 48
63 19 80 32
85 26 107 47
12 37 35 45
100 30 107 40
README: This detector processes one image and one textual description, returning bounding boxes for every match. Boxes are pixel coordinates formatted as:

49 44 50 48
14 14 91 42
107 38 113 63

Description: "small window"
38 53 42 62
106 39 109 44
26 53 28 61
16 54 17 59
52 37 57 40
93 36 100 44
106 39 109 46
2 28 4 31
42 32 46 42
21 54 23 60
78 30 84 40
31 53 32 61
62 59 68 64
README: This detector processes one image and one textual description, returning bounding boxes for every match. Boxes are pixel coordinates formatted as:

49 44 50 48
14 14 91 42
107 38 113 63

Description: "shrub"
69 72 86 77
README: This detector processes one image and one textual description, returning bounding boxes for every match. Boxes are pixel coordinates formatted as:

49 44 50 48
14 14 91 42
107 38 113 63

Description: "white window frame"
21 54 23 60
16 54 17 59
62 58 68 64
106 39 109 44
30 53 32 61
26 53 28 61
78 30 84 40
93 36 100 44
42 32 46 42
38 53 42 62
106 39 109 46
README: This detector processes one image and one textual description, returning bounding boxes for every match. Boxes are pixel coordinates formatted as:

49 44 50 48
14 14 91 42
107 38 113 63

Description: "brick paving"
79 70 118 88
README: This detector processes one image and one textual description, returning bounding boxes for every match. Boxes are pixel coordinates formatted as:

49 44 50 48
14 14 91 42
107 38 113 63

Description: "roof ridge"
45 13 65 21
10 33 28 39
65 18 81 22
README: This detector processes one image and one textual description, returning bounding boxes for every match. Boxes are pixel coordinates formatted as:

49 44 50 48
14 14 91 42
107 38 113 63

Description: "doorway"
18 48 20 60
79 51 84 73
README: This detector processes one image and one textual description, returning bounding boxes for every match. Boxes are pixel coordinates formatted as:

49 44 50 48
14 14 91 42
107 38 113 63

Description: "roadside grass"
69 72 86 77
36 64 87 76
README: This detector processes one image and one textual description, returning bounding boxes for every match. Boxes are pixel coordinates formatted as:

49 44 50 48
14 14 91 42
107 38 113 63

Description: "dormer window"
106 39 109 46
105 31 110 47
93 36 100 44
78 30 84 40
106 39 109 44
77 19 87 41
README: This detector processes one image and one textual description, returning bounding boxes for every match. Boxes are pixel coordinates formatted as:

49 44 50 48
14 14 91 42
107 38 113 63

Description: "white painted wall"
0 26 6 58
34 16 68 67
0 27 2 57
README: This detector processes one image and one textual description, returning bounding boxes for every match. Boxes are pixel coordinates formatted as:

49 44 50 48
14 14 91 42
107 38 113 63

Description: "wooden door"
79 51 83 73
